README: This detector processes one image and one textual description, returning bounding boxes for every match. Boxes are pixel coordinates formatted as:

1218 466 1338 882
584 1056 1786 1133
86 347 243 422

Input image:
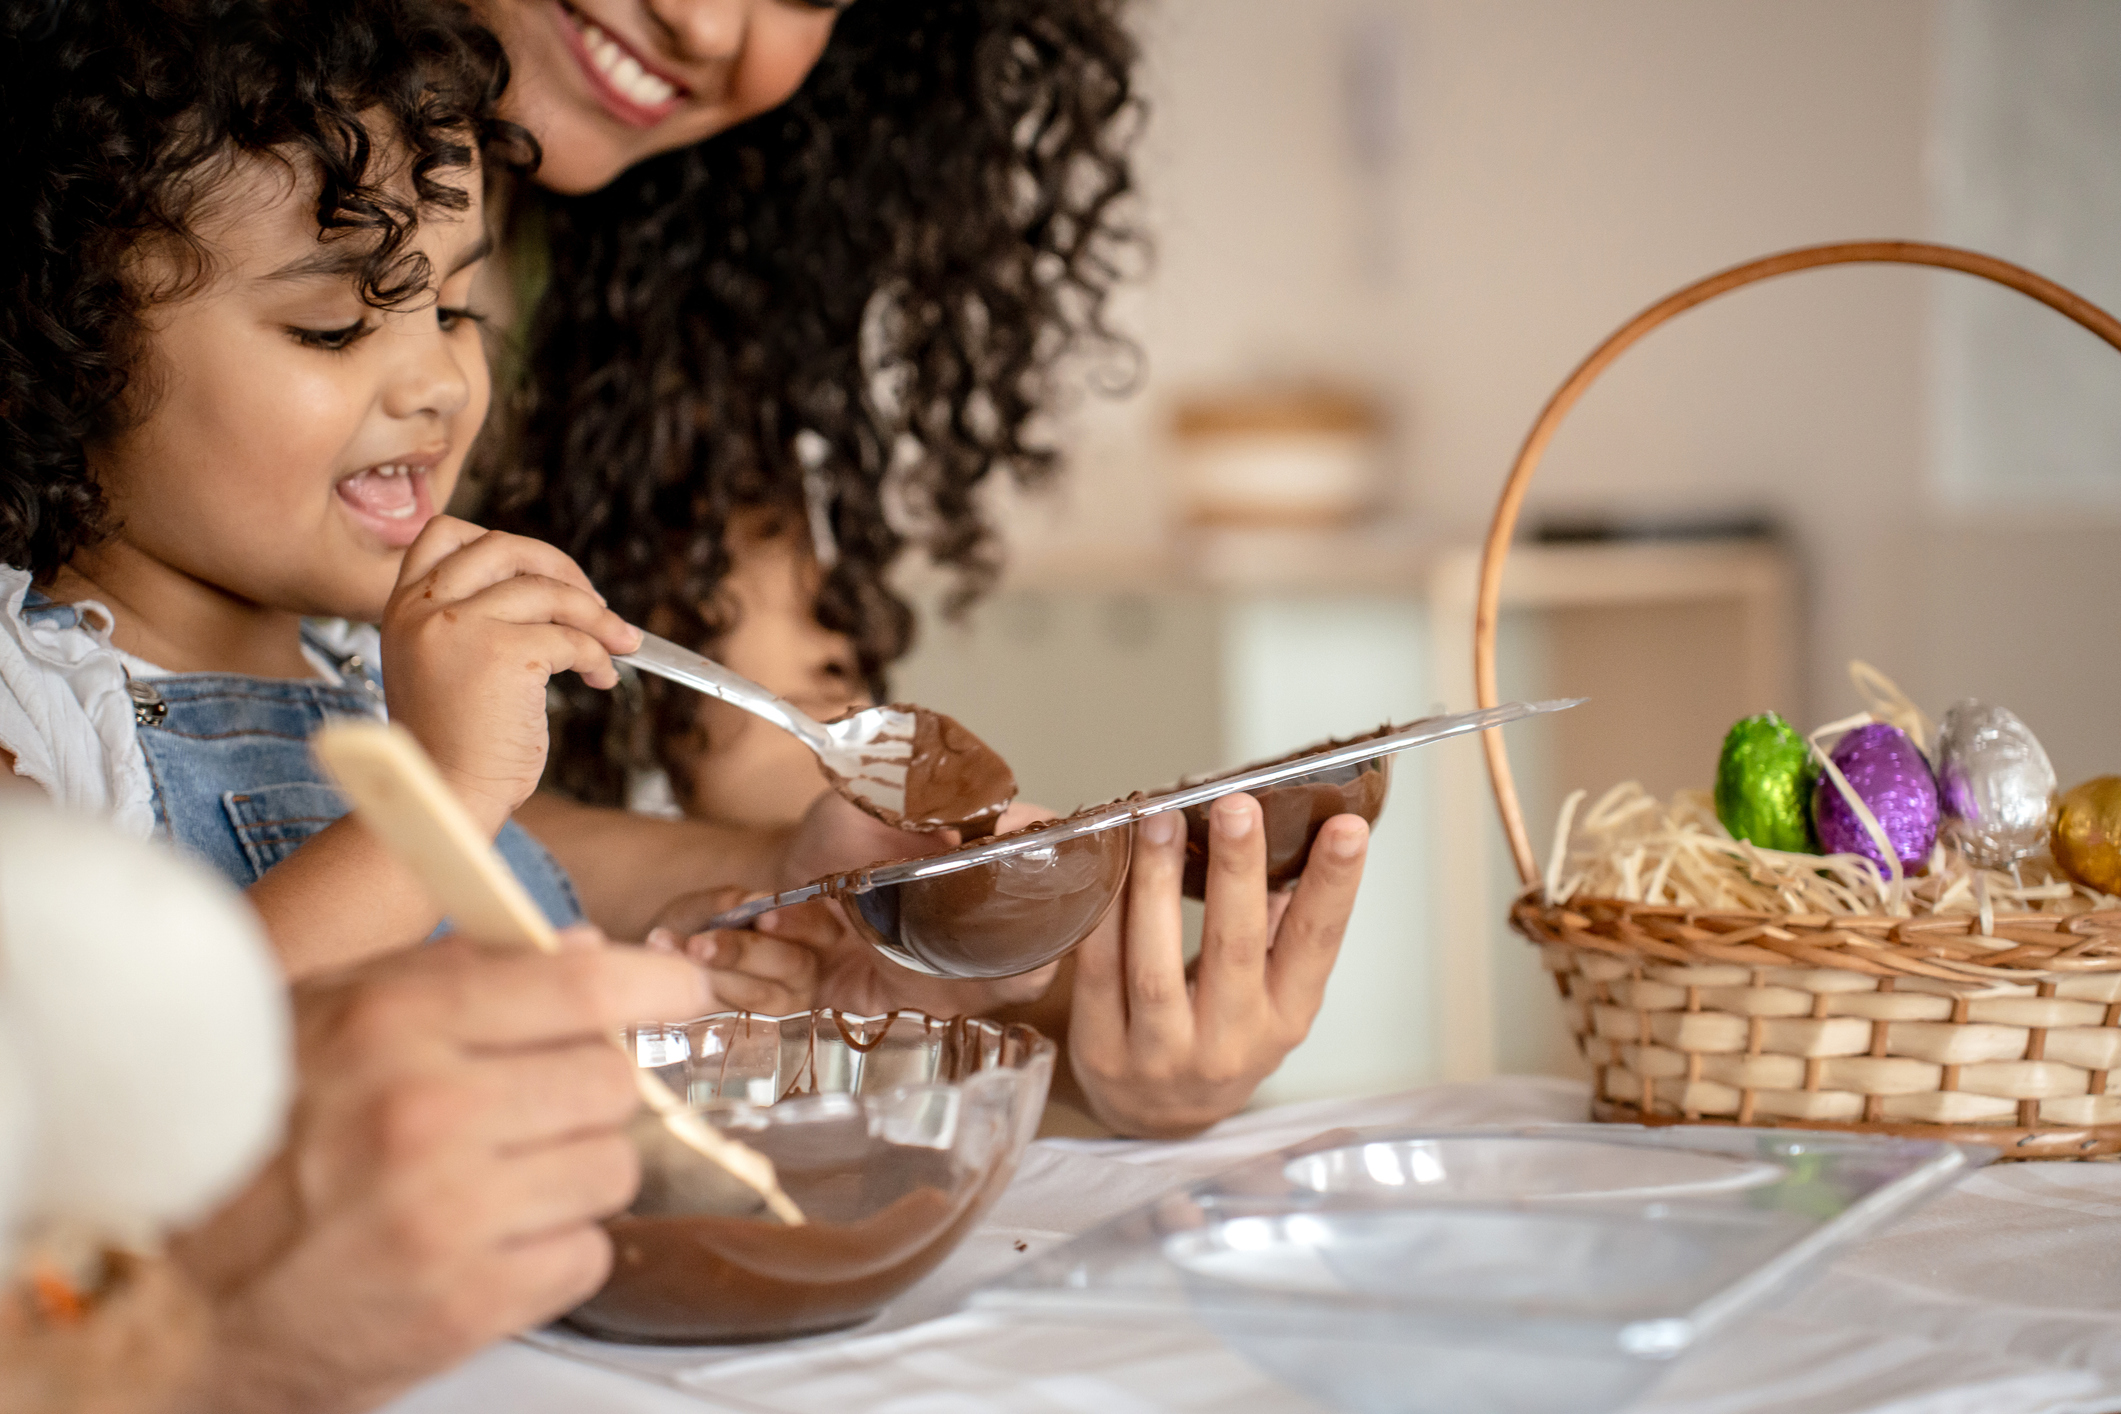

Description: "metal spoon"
617 631 1015 831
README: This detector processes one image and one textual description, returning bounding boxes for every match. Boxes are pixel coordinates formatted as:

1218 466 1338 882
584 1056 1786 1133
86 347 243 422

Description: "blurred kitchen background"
894 0 2121 1105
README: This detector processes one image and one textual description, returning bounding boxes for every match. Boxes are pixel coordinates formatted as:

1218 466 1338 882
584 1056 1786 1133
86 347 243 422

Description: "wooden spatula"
312 720 805 1226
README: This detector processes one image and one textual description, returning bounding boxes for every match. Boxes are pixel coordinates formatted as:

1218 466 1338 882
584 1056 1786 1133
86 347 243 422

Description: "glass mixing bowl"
564 1009 1053 1345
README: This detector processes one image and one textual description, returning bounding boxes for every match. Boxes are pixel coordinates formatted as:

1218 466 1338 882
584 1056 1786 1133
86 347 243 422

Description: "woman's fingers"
376 938 713 1051
1264 814 1369 1018
467 1040 641 1155
1191 793 1272 1031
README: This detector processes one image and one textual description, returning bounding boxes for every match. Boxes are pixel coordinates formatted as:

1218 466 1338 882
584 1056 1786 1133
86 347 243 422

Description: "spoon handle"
311 720 807 1226
618 632 834 757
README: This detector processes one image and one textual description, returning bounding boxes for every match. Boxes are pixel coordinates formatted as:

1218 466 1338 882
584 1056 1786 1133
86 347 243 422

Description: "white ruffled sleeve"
0 569 155 839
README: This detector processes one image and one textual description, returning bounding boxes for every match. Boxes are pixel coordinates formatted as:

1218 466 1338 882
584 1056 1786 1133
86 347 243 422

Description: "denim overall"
20 597 581 928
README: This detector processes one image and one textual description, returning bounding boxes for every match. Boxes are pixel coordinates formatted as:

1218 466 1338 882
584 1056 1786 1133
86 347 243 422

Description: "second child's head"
0 0 533 621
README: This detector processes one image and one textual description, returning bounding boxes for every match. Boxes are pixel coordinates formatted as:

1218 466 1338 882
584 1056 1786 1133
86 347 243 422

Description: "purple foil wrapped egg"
1812 723 1940 871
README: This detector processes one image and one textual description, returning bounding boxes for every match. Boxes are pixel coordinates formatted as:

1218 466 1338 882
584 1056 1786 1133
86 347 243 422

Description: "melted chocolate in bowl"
837 822 1133 979
565 1012 1053 1345
570 1140 985 1343
1177 732 1394 899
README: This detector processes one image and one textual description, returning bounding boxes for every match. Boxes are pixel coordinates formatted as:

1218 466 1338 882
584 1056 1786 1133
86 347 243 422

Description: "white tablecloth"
382 1078 2121 1414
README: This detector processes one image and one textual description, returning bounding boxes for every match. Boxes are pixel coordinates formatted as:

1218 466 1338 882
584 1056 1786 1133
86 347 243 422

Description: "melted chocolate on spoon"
828 704 1017 836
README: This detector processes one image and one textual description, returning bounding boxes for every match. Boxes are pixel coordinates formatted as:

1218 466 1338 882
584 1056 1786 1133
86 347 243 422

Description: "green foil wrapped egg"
1715 712 1818 852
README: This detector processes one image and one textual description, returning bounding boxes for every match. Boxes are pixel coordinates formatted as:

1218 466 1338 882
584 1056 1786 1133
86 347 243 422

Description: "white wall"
1029 0 1930 717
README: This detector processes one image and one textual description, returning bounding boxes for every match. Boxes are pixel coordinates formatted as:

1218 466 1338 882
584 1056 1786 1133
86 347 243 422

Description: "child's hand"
381 517 641 833
1066 797 1370 1139
646 889 821 1016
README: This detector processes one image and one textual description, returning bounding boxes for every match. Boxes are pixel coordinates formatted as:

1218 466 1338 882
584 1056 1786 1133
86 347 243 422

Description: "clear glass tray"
972 1123 1982 1414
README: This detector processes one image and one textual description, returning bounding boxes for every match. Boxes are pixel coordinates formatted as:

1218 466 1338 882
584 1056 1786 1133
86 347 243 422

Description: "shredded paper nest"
1544 781 2121 925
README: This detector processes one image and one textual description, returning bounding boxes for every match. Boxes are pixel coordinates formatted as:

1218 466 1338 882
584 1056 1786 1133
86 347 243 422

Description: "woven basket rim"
1513 890 2121 982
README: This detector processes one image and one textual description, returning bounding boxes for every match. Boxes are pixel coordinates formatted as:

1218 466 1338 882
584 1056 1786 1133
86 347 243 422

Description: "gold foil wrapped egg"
2052 776 2121 894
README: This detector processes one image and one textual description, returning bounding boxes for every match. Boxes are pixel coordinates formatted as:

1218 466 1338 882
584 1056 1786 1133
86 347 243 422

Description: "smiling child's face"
90 156 491 626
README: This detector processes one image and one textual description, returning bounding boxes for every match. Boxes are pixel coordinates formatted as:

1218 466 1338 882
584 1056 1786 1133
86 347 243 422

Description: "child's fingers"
456 575 640 653
669 927 822 1015
1117 810 1194 1055
395 514 489 588
705 966 816 1016
413 528 608 608
1264 815 1367 1021
504 623 628 691
1192 793 1272 1034
753 899 858 952
700 929 819 991
646 888 753 942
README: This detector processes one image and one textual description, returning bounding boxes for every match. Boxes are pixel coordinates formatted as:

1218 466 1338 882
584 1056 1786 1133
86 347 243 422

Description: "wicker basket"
1476 241 2121 1159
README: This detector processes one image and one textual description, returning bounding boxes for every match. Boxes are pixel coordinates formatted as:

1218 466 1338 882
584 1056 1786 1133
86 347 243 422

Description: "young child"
0 0 641 974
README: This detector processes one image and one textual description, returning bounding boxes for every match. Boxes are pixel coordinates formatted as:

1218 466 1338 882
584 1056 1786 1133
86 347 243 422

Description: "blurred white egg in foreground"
0 796 290 1250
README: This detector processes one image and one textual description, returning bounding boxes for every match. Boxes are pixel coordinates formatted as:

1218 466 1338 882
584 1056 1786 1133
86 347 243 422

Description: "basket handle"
1476 240 2121 887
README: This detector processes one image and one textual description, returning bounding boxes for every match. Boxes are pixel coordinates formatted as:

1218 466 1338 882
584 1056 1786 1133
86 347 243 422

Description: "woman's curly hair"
0 0 532 579
492 0 1143 806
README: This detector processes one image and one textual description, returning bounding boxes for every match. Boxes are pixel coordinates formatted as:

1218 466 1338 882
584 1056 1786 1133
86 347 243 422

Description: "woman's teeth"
570 11 679 107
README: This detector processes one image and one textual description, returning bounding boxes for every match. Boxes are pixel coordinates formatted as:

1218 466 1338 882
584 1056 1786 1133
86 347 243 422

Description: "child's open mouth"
552 1 688 129
337 461 436 549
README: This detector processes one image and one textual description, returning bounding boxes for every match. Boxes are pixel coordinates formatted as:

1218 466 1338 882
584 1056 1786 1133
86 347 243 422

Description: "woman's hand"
173 930 712 1414
1066 795 1369 1139
381 518 641 835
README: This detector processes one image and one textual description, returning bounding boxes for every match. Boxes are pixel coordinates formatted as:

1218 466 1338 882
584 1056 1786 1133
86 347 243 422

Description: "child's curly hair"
0 0 534 579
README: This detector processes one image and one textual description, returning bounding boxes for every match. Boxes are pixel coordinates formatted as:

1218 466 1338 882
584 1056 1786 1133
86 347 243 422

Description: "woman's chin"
529 140 631 194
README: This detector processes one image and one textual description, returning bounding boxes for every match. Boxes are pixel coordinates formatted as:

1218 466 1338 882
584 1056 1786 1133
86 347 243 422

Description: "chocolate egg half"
1812 723 1939 871
1714 712 1817 852
2053 776 2121 894
1935 699 2056 867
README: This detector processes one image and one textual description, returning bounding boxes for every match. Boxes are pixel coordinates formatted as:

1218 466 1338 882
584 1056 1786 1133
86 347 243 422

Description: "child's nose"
382 327 473 422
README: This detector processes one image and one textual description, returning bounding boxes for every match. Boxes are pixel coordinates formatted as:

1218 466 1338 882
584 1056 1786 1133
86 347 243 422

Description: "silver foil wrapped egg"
1936 699 2056 867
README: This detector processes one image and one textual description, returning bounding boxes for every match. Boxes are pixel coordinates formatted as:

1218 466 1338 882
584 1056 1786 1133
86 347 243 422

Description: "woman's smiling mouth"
552 2 689 128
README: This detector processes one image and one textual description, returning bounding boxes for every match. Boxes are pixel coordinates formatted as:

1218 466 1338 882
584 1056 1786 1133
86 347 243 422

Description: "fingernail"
1213 796 1253 839
1141 812 1180 847
645 927 675 952
696 936 722 965
1329 822 1367 860
755 912 779 934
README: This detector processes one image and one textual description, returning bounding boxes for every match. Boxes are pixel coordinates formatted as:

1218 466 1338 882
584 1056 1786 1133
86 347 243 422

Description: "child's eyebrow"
260 232 495 285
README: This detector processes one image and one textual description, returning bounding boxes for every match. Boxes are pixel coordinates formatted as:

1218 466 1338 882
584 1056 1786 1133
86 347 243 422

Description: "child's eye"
438 305 488 333
288 319 374 352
